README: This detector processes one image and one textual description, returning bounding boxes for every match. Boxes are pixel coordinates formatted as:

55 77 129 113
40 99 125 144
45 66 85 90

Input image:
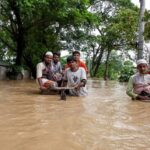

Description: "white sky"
131 0 150 10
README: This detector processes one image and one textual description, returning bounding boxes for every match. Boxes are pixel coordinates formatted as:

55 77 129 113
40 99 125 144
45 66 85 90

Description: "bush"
6 65 23 80
119 61 135 82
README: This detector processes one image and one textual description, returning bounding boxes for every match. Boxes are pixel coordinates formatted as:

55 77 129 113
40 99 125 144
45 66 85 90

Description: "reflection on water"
0 79 150 150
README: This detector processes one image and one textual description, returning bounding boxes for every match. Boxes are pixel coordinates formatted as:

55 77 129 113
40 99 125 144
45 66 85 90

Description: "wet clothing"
36 62 57 87
64 67 88 96
51 61 62 74
51 61 62 81
126 73 150 99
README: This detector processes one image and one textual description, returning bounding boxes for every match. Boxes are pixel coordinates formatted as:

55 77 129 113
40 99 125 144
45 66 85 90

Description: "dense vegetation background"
0 0 150 81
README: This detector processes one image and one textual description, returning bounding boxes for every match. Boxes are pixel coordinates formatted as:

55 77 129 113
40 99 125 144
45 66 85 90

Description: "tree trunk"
93 49 104 77
91 45 100 69
16 33 25 66
104 50 111 80
10 0 25 66
23 55 36 79
137 0 145 59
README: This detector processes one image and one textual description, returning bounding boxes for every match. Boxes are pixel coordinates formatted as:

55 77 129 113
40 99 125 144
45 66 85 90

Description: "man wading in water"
126 59 150 101
36 51 58 90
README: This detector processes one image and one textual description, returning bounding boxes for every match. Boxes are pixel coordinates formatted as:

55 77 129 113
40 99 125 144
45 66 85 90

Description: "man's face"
53 55 60 63
137 63 148 74
44 55 53 64
73 53 80 61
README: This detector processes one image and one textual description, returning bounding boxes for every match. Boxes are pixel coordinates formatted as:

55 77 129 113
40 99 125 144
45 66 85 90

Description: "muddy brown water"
0 79 150 150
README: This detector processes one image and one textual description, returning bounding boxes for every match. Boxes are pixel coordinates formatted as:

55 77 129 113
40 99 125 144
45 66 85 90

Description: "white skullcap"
45 51 53 56
137 59 148 66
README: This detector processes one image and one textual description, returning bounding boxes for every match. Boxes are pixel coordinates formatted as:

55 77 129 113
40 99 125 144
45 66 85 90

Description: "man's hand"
52 73 62 81
74 82 84 90
52 74 57 81
40 85 47 90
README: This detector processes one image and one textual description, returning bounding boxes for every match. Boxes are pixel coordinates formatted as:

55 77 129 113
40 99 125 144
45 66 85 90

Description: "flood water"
0 79 150 150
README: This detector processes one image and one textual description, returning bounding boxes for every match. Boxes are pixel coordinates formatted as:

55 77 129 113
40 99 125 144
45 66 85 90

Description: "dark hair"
53 52 61 57
72 51 80 55
67 56 76 63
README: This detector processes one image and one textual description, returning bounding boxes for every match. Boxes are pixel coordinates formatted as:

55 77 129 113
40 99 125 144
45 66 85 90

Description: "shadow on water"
0 79 150 150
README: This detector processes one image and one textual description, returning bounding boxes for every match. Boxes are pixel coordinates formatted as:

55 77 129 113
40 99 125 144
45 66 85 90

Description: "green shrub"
119 60 135 82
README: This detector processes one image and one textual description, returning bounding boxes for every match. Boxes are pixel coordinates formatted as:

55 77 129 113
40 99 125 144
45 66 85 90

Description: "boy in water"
63 56 88 96
126 59 150 100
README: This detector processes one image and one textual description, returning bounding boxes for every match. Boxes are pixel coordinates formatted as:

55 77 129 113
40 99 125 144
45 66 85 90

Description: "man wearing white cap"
36 51 57 90
126 59 150 100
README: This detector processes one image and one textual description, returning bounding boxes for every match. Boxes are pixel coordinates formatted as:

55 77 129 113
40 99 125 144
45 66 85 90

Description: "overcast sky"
131 0 150 10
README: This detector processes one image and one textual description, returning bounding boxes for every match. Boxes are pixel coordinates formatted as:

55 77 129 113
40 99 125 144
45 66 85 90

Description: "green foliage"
96 53 135 81
60 55 69 67
107 51 123 80
6 64 23 80
96 51 123 80
110 0 135 8
105 8 138 46
0 0 140 79
119 60 135 82
0 0 96 77
9 65 23 73
144 9 150 40
87 0 139 76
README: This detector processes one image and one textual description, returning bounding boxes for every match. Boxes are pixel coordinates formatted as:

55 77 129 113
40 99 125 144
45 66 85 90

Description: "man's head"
43 51 53 64
67 56 78 69
137 59 148 74
72 51 80 61
53 52 61 63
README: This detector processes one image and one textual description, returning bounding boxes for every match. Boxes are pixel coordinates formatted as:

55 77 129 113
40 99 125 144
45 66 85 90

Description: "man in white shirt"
36 51 57 90
126 59 150 100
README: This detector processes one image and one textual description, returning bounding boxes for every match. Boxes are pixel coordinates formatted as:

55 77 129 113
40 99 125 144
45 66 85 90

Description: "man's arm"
126 76 138 100
37 78 47 90
59 62 63 74
36 63 46 90
74 79 86 90
75 68 87 90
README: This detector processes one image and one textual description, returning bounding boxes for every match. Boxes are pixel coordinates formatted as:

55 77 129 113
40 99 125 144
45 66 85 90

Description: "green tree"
88 0 138 77
0 0 95 78
119 60 135 82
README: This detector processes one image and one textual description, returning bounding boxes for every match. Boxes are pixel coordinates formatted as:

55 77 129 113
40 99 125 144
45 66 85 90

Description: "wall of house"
0 65 31 80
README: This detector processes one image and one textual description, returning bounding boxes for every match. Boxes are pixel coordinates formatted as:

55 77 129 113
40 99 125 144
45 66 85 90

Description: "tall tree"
137 0 145 59
88 0 138 77
0 0 95 77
